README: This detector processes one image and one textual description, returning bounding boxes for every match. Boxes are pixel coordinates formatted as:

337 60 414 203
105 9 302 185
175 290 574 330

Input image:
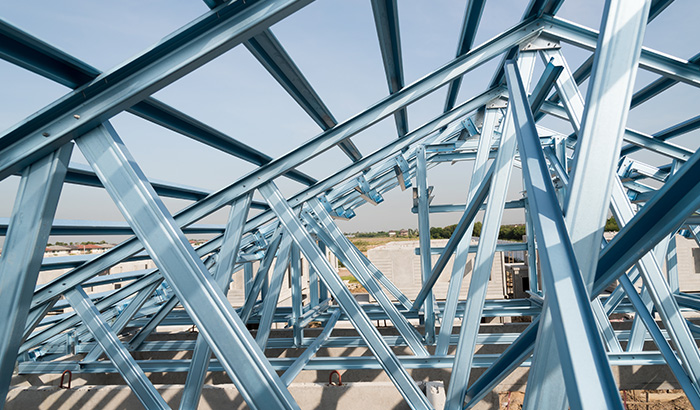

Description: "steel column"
445 50 536 410
505 59 623 410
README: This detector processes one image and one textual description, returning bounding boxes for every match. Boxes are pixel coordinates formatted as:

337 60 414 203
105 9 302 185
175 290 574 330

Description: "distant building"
44 245 72 256
44 243 115 257
388 231 397 237
399 229 409 237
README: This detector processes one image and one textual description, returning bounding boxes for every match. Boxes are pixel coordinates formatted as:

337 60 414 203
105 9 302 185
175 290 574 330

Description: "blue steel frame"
2 0 700 409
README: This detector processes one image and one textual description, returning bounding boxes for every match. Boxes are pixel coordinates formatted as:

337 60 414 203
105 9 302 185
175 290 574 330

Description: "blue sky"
1 0 699 245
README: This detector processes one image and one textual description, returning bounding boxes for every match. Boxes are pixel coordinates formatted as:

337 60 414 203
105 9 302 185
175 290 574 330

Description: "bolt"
42 132 50 137
73 114 81 119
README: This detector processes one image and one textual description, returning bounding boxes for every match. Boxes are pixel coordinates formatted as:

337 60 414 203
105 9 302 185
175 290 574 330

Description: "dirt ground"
497 390 692 409
348 237 416 253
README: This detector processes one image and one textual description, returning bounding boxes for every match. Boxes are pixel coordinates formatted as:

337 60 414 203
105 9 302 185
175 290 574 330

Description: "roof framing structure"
2 0 700 409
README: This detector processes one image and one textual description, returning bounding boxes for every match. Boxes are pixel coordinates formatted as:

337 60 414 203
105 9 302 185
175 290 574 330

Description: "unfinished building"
2 0 700 409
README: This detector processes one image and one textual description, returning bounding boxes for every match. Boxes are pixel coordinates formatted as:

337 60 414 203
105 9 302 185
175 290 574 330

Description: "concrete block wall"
367 239 506 301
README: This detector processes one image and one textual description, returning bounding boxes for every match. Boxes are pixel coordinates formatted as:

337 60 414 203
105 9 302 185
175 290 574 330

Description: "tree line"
350 217 619 241
430 216 619 240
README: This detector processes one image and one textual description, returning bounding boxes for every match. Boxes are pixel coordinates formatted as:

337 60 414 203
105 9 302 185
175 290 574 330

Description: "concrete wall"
5 382 503 410
367 239 506 301
674 234 700 293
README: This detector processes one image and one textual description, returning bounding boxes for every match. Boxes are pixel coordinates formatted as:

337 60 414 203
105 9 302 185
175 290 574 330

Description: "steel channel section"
23 271 164 354
1 13 540 191
590 296 623 353
50 325 594 355
259 182 433 410
180 193 253 410
625 238 671 352
0 0 315 182
370 0 408 138
317 242 329 302
290 244 304 346
29 85 501 315
308 258 320 308
552 9 697 388
609 177 700 386
544 0 674 108
32 85 501 308
64 286 169 410
75 124 298 409
488 0 565 87
242 29 361 162
444 51 536 410
244 262 254 299
435 107 499 356
256 236 293 349
668 233 680 294
0 219 226 237
505 60 623 410
0 145 72 408
0 19 316 187
463 319 540 408
618 274 700 407
410 200 525 214
540 16 700 89
77 282 166 352
22 298 58 344
304 201 428 356
621 112 700 157
626 284 654 352
280 309 341 386
128 295 179 351
415 145 436 343
523 199 539 294
62 164 210 202
412 161 495 310
17 351 676 375
83 280 163 362
443 0 487 113
628 49 700 109
240 224 284 324
529 0 652 398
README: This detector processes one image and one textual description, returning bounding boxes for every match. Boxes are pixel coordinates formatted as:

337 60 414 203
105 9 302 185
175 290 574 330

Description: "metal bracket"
354 174 384 205
393 154 412 190
318 195 355 220
519 34 561 51
486 96 508 109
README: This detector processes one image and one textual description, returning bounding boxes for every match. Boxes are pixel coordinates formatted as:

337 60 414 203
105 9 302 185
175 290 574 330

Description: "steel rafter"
3 1 700 409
